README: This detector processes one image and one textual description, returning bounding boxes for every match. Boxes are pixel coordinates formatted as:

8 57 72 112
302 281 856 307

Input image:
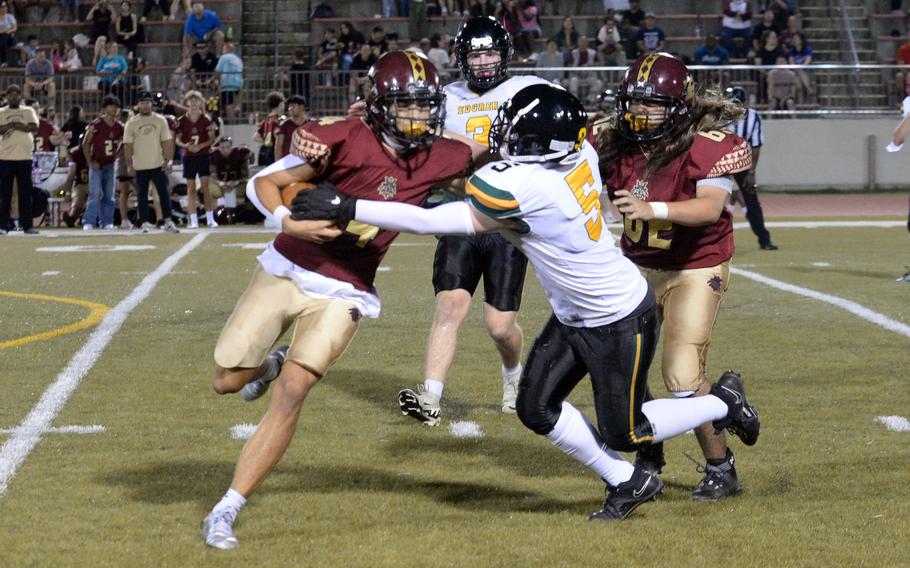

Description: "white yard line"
0 425 105 435
0 233 208 499
730 268 910 338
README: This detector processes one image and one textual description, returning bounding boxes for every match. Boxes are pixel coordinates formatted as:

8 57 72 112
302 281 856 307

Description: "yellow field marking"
0 291 110 349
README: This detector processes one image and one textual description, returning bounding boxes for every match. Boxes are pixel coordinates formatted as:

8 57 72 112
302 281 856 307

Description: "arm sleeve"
355 201 476 236
246 154 307 228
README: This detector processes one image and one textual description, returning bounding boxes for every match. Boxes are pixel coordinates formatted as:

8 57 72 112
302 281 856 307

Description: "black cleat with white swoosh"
710 371 760 446
587 467 663 521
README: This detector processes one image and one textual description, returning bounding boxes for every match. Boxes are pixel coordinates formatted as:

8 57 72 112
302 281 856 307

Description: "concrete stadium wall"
227 120 910 192
760 118 910 191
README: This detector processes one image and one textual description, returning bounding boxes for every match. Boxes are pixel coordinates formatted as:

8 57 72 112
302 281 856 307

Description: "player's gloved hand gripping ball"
290 182 357 224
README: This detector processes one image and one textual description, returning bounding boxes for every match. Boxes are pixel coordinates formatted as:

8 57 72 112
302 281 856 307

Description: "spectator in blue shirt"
694 35 729 65
635 13 665 54
215 42 243 120
95 41 128 105
183 2 224 57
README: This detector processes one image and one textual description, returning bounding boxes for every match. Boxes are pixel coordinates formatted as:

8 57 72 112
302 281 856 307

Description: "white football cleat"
202 512 238 550
186 221 198 229
398 385 441 426
162 220 180 233
140 222 155 233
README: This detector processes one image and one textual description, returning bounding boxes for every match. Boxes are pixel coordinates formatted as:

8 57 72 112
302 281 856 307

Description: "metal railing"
1 64 904 124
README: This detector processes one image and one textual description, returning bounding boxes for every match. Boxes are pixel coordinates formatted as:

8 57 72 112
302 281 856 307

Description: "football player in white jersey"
291 84 761 521
396 17 551 427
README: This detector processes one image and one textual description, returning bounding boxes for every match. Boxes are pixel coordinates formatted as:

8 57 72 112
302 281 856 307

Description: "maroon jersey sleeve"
686 131 752 180
276 119 298 156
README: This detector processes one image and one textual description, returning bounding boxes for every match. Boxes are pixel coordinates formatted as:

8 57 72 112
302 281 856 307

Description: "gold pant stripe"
628 332 653 444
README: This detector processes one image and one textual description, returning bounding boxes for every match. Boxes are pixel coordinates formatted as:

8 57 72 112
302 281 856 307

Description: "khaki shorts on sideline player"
214 267 360 377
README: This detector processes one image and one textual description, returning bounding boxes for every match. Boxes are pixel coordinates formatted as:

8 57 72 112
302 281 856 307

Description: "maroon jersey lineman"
87 118 125 166
175 112 213 157
272 117 472 292
34 118 56 152
210 146 252 182
604 131 751 270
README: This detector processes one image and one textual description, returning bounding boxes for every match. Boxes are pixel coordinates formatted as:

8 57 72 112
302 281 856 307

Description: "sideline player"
61 138 90 227
175 90 217 228
600 53 753 500
397 16 550 426
201 52 472 550
209 137 252 219
273 95 311 161
292 83 761 521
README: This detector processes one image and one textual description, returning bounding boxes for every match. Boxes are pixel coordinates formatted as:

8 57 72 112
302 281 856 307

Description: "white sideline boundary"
730 268 910 338
0 233 208 499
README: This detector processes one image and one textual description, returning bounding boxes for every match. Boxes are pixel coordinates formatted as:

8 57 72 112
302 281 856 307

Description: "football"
280 181 316 207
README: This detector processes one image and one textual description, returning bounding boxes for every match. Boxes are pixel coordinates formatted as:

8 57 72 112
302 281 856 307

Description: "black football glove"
290 181 357 224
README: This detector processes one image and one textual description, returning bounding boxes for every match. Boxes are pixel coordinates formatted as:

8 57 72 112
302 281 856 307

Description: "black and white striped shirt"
732 108 763 148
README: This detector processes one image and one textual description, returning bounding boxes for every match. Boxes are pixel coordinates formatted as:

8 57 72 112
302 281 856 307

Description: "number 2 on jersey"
466 116 492 145
564 160 602 241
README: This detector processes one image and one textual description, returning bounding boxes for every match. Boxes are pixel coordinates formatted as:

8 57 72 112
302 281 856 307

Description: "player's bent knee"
434 293 472 324
516 395 557 436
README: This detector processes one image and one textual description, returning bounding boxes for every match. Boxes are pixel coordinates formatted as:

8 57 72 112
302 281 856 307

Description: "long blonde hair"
597 87 745 178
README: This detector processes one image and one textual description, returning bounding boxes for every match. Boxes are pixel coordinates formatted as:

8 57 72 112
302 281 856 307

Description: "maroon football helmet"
365 51 446 151
616 52 694 142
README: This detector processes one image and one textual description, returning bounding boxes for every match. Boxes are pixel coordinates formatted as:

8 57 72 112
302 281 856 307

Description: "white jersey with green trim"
445 75 550 147
465 141 649 328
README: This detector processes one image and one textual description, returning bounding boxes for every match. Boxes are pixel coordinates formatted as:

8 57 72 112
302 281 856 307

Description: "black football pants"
0 160 34 231
516 292 660 452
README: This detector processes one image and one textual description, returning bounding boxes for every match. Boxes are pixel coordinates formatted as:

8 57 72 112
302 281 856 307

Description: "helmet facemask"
369 88 446 152
617 93 688 143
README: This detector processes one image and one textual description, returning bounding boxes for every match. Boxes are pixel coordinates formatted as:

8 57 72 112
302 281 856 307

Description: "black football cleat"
588 467 663 522
634 441 666 476
710 371 760 446
691 449 743 501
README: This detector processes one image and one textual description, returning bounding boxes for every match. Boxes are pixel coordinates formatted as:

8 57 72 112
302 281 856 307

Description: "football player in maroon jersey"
273 95 311 161
253 91 285 167
201 51 472 550
175 90 217 228
81 95 124 230
29 100 64 152
599 53 754 500
61 141 90 227
209 137 252 217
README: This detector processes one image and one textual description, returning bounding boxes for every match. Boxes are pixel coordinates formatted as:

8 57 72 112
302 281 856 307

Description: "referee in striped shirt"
728 86 778 251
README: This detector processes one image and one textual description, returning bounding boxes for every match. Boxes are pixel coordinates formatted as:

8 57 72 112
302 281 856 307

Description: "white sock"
212 488 246 524
546 401 635 486
502 363 522 383
422 379 444 397
206 210 215 224
642 395 728 442
190 212 198 225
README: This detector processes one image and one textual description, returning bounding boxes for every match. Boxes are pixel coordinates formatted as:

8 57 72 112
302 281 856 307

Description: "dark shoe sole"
587 477 664 522
691 484 743 502
398 390 438 426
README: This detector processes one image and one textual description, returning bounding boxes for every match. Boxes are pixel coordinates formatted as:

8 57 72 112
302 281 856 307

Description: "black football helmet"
489 84 588 163
617 52 694 143
455 17 513 92
366 51 446 151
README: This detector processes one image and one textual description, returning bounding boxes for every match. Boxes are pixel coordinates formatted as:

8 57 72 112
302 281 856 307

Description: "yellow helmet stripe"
636 53 660 83
405 51 427 82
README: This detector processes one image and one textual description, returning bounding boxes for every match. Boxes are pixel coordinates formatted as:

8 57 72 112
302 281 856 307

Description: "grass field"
0 220 908 567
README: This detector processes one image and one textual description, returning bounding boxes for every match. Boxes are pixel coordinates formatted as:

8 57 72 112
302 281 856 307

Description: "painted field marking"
0 425 105 435
0 233 208 499
36 245 156 253
730 268 910 339
449 421 484 439
41 271 60 276
811 262 832 267
230 423 258 441
222 243 269 250
875 416 910 432
0 292 109 350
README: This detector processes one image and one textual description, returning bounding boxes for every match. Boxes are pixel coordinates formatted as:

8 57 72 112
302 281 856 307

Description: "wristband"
273 205 292 226
650 201 669 220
